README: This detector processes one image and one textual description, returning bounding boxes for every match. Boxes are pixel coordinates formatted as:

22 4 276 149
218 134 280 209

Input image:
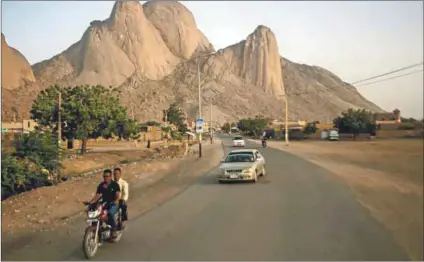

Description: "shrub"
14 131 63 175
1 131 63 200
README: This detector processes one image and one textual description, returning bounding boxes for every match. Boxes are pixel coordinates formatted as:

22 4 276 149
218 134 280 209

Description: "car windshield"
225 153 254 162
233 136 244 140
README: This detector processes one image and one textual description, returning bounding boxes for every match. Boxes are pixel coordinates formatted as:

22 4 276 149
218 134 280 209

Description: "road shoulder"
249 138 423 261
2 139 224 261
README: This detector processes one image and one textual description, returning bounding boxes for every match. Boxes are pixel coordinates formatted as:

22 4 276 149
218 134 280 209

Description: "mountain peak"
142 0 214 59
1 33 36 90
254 24 271 32
110 0 142 17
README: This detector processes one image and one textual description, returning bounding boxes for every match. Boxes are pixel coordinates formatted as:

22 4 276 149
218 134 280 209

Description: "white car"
217 149 266 183
232 136 245 147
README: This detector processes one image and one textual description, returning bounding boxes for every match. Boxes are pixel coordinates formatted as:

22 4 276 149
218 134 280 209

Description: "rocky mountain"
1 34 40 121
1 33 36 90
1 0 384 124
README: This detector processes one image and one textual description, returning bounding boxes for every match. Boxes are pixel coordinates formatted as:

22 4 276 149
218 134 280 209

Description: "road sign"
196 118 204 133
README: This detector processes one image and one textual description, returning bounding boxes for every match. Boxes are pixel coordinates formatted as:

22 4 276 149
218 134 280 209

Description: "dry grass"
260 139 424 261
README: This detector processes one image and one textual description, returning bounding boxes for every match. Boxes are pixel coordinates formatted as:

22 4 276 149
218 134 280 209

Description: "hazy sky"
2 1 423 118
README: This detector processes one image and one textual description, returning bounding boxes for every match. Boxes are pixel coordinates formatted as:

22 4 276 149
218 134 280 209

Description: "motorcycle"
82 201 123 259
262 139 267 148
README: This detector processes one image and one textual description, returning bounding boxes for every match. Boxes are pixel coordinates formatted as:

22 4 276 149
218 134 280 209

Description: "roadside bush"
14 131 63 175
1 131 62 200
1 152 31 199
398 122 419 130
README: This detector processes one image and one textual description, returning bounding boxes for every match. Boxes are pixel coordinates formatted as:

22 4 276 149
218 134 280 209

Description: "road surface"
68 135 407 260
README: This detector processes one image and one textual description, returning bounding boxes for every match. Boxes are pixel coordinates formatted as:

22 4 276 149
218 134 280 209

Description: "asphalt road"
69 135 408 261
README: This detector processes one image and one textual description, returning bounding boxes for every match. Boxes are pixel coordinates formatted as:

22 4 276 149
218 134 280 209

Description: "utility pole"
284 94 289 146
57 90 62 160
210 100 213 144
58 90 62 147
197 61 202 158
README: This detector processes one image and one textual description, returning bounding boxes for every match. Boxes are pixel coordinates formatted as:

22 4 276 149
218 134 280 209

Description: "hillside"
1 0 384 124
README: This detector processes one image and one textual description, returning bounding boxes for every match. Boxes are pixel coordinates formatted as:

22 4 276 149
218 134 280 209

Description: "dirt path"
2 139 224 261
251 139 423 261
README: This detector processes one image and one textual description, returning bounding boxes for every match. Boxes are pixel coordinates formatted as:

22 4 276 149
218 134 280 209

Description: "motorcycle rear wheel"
110 230 123 243
83 230 99 259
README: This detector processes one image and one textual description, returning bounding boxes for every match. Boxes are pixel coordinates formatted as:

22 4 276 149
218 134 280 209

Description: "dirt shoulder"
2 145 184 236
253 138 423 261
2 139 224 261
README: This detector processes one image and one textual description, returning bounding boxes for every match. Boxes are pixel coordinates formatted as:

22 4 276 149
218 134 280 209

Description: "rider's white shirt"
116 178 129 202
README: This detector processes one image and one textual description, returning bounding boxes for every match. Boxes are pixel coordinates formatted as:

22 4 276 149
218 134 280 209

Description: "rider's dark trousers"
119 200 128 221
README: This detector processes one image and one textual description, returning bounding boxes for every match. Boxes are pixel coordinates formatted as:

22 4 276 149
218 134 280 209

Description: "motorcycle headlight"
88 210 99 219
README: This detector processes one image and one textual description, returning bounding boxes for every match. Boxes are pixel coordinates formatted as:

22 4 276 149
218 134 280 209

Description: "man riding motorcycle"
113 167 129 229
85 169 121 237
261 136 267 147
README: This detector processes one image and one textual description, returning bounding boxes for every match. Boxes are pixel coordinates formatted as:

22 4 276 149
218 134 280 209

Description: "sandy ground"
253 138 423 261
1 145 186 236
2 140 223 261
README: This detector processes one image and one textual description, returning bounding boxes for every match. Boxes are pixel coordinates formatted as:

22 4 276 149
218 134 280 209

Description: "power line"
350 62 423 85
355 69 423 87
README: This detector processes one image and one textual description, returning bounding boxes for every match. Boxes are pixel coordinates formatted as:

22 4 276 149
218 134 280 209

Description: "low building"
1 119 38 133
374 109 401 125
269 119 307 131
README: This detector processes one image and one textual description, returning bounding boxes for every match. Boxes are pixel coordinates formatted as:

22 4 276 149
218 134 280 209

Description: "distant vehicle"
328 129 339 141
217 149 266 183
232 136 245 147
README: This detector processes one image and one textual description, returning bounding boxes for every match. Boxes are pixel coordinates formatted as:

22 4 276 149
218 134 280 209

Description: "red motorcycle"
82 202 124 259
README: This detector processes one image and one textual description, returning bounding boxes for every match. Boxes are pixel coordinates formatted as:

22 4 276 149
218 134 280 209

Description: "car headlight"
242 168 253 173
219 168 225 174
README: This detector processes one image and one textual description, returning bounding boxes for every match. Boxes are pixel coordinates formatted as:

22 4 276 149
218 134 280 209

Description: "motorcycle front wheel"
82 230 99 259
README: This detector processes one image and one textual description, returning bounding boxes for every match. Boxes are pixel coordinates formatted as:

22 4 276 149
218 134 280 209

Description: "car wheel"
252 170 258 183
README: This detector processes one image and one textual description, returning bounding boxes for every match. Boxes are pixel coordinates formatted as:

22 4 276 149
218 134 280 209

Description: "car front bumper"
218 173 253 181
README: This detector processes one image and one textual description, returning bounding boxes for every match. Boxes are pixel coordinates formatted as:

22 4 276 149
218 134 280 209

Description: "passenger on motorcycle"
86 169 121 237
113 167 129 229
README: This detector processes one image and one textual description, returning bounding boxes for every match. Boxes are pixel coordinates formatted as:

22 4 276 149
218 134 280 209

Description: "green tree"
31 85 138 154
333 108 376 139
163 103 187 133
222 123 231 133
237 118 268 137
303 122 317 134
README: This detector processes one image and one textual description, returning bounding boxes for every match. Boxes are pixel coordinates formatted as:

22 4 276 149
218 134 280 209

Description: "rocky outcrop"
33 1 182 87
143 0 215 59
2 0 384 123
204 25 285 97
1 33 36 90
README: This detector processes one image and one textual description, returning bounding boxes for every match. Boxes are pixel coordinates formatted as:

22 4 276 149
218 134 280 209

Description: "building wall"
2 119 38 133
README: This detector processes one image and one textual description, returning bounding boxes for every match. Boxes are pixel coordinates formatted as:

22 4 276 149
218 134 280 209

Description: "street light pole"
198 60 202 158
284 94 289 146
210 100 213 144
